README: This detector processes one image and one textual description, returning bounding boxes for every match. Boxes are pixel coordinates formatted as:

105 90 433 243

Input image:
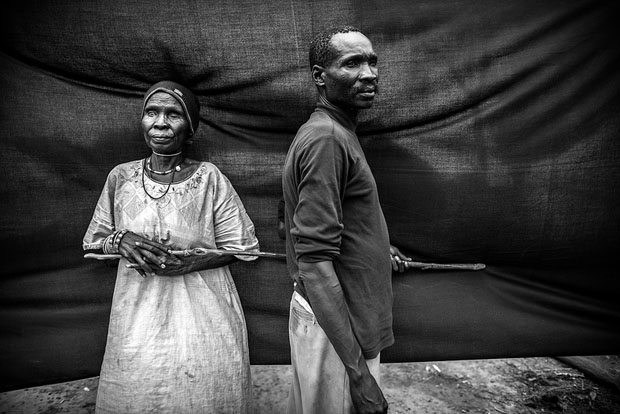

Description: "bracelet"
102 233 115 254
111 229 129 254
102 229 128 254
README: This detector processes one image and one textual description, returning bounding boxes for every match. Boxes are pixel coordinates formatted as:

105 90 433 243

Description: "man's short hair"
309 25 361 69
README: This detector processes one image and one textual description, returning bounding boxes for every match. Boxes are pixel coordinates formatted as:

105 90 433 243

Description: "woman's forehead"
145 92 182 107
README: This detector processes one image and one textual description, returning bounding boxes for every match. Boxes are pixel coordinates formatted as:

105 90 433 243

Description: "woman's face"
142 92 191 154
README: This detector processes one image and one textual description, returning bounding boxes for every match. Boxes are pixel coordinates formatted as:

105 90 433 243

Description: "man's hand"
390 244 411 272
300 260 389 413
349 363 389 414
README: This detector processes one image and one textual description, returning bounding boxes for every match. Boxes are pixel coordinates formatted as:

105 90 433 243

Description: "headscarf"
143 81 200 135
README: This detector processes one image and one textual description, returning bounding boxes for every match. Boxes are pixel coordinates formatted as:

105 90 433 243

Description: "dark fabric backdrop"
1 0 619 391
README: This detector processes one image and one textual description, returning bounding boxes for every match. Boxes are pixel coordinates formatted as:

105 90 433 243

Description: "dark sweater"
282 101 394 358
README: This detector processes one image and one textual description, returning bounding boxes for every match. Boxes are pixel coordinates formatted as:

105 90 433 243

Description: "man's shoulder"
300 109 335 129
295 111 346 144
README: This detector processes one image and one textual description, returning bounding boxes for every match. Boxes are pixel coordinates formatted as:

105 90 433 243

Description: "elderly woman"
83 80 259 413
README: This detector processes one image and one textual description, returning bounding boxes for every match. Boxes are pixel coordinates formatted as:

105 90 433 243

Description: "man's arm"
299 260 388 414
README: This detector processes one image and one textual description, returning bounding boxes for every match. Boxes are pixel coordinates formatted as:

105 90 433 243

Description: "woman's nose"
154 113 167 127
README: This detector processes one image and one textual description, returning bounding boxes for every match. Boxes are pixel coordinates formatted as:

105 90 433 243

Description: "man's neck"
318 95 359 121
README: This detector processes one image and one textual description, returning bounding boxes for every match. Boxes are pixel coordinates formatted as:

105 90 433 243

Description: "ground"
1 357 619 413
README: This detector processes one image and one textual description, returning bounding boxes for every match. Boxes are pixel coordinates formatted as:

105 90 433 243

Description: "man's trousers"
287 292 381 414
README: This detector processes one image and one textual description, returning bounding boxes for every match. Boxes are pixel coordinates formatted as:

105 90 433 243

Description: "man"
282 25 410 414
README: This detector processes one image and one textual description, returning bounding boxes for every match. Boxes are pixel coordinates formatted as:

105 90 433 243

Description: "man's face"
319 31 379 111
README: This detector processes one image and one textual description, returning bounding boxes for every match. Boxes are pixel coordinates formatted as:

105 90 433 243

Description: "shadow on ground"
1 357 619 413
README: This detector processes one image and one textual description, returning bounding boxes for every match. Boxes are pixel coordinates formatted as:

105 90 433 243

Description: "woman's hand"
121 242 239 277
118 231 179 277
149 255 199 276
151 250 238 276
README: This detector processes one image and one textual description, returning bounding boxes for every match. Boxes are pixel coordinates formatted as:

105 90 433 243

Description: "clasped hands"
117 231 217 277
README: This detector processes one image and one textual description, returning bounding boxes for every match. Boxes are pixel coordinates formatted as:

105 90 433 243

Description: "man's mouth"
358 85 377 95
358 90 376 97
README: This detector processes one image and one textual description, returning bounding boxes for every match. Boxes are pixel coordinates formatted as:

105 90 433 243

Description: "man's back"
283 26 391 414
282 102 393 358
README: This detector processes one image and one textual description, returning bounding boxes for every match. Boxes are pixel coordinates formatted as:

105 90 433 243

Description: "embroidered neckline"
142 162 204 186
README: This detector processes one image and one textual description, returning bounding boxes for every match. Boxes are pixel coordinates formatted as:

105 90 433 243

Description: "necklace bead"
146 157 183 175
142 158 176 200
152 150 182 157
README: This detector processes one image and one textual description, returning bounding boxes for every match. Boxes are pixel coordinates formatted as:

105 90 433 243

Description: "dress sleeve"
212 169 260 261
82 169 117 250
291 133 346 262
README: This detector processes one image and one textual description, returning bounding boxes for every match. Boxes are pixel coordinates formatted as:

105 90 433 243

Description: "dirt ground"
1 357 619 414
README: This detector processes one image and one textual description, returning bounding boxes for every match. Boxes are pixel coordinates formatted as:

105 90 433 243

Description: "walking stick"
403 261 485 271
86 249 484 270
85 247 286 261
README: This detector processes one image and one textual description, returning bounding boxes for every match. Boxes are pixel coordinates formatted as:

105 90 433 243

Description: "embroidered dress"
83 160 259 414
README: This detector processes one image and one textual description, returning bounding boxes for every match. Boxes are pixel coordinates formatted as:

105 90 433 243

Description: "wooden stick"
84 253 122 260
405 261 485 271
84 248 286 261
171 248 286 259
85 251 483 270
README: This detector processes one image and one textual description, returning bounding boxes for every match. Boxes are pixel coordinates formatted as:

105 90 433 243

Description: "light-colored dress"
83 160 259 414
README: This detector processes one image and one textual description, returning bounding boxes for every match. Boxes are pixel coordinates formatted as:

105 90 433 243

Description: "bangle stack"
102 229 129 254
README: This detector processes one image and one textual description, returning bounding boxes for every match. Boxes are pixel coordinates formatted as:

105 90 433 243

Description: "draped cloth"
82 160 259 413
1 0 619 390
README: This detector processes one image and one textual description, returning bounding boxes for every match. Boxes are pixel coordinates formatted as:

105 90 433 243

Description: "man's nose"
359 63 377 81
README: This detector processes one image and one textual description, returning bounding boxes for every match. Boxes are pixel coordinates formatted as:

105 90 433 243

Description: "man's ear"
312 65 325 87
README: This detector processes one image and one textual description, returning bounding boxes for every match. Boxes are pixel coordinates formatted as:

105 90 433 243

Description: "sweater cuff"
297 251 337 263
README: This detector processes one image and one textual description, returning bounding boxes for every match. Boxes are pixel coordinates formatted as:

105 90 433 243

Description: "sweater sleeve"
291 132 346 262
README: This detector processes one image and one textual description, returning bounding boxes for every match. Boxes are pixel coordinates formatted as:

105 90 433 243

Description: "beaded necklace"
146 157 182 175
142 157 178 200
152 150 181 157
